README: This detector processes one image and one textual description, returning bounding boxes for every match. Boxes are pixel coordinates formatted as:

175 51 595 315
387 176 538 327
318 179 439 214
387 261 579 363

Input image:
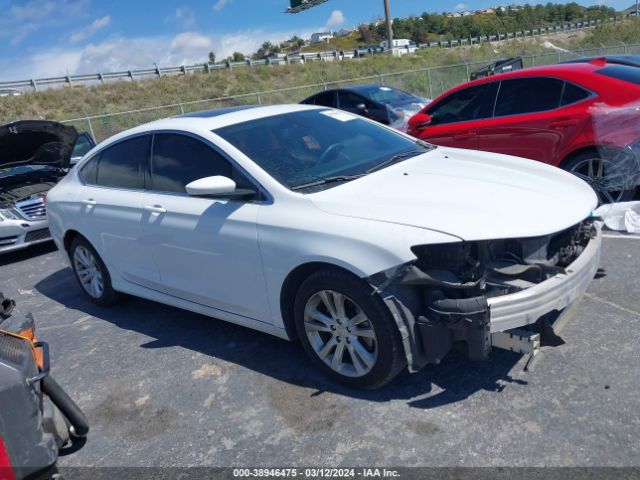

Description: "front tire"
294 269 406 389
69 236 119 306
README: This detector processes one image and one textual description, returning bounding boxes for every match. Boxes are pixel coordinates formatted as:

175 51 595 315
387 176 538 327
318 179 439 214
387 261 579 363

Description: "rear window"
595 65 640 85
494 78 564 116
561 82 591 106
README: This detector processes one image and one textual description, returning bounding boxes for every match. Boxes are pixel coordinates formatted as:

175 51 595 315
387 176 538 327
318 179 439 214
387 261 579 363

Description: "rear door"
476 77 589 165
418 82 499 150
77 134 164 290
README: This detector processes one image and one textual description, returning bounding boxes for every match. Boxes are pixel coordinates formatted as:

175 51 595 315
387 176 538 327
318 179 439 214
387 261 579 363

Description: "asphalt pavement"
0 234 639 467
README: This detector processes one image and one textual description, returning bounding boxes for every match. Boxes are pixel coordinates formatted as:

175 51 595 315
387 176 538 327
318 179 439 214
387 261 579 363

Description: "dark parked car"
300 84 430 128
470 57 523 80
560 55 640 68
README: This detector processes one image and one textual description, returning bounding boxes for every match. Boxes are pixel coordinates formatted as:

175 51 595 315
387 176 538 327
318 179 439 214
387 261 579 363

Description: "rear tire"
69 236 119 306
563 151 636 204
293 268 406 389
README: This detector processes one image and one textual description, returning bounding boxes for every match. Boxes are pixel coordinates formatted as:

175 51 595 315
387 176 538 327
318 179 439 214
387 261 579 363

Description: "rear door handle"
143 205 167 214
81 199 96 206
453 130 477 140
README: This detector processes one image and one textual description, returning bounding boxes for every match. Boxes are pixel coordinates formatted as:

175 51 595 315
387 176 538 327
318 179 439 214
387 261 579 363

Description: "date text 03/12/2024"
232 468 401 478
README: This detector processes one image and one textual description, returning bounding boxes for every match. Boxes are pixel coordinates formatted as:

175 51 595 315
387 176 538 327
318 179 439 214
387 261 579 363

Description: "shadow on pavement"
35 267 527 409
0 241 57 267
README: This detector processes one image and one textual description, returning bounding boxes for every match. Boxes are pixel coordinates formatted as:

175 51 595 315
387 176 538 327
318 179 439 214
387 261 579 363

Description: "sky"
0 0 630 82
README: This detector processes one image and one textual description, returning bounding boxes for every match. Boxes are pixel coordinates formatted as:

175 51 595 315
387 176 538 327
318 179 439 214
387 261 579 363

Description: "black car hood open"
0 120 78 169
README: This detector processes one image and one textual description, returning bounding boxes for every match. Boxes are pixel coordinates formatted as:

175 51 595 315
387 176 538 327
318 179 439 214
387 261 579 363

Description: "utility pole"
383 0 394 51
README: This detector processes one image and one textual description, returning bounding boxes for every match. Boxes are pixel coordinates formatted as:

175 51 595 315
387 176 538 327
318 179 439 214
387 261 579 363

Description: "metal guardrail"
54 40 640 144
0 15 634 91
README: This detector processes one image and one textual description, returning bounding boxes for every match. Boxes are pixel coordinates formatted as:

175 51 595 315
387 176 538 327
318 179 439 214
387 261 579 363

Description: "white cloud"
325 10 345 28
1 0 88 44
212 0 232 12
171 7 196 29
69 15 111 42
0 25 326 82
454 3 468 11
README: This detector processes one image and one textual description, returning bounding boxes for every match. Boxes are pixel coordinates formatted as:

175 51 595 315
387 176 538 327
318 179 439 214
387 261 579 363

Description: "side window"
80 156 99 184
494 78 563 116
151 134 240 194
427 82 499 125
561 82 591 106
72 133 94 159
339 91 370 111
95 135 149 189
309 91 336 107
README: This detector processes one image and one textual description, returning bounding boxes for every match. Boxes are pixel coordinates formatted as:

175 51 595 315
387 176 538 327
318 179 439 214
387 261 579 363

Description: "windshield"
361 87 419 106
214 109 433 191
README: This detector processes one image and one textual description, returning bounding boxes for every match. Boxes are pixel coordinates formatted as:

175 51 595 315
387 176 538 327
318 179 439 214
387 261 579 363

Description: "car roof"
436 59 638 95
96 104 324 147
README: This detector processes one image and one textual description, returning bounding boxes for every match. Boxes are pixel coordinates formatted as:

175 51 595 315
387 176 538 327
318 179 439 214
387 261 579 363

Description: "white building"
310 32 333 44
379 38 412 49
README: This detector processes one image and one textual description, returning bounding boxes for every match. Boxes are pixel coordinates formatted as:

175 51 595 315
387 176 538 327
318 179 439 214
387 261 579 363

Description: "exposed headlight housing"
0 208 20 221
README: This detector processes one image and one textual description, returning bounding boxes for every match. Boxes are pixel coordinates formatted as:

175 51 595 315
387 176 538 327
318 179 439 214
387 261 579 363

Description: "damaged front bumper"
371 221 602 372
488 227 601 333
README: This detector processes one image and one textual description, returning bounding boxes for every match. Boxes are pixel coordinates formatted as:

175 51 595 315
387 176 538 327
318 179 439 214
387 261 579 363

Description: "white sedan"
47 104 601 389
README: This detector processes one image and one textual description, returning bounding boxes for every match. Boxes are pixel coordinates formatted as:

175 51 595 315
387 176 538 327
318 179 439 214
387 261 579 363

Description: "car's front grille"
16 197 46 221
24 228 51 243
0 236 18 246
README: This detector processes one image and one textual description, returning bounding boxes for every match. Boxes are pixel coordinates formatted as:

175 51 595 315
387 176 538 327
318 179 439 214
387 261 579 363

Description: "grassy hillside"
1 20 637 140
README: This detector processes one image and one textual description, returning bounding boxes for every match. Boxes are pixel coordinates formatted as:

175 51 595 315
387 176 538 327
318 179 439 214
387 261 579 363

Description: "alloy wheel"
568 156 628 204
73 246 104 299
303 290 378 377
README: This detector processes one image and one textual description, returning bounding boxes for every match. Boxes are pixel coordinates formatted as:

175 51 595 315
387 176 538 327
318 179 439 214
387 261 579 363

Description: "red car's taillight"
0 437 16 480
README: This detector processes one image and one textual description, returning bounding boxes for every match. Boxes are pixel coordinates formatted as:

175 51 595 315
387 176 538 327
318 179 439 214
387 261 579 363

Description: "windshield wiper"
365 149 425 174
291 174 365 191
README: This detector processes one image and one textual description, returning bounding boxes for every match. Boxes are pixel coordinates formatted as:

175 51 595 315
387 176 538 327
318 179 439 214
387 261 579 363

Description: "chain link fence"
60 42 640 143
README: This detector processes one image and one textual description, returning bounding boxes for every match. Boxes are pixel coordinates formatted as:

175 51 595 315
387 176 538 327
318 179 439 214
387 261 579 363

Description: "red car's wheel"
564 152 637 204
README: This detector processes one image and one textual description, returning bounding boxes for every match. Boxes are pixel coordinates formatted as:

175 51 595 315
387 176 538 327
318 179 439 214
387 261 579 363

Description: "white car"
46 104 601 389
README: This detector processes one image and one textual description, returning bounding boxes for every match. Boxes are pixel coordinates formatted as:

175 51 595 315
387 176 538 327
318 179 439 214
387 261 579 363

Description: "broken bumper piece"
377 224 602 371
488 227 601 333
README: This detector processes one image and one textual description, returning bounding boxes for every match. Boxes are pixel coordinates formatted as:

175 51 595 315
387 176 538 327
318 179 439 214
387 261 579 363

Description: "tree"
208 51 216 64
231 52 245 62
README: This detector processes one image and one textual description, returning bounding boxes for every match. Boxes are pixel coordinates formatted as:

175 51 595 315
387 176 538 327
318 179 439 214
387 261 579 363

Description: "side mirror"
185 176 257 199
356 103 367 112
409 112 432 131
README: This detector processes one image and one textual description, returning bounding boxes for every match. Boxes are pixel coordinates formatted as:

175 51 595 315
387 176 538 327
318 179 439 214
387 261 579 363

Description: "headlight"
0 209 20 220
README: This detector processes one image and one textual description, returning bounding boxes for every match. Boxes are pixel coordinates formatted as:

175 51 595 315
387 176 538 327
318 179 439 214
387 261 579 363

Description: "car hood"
0 120 78 169
309 147 598 241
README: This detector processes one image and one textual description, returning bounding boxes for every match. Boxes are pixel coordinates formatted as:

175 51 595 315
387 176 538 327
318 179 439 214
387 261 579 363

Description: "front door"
419 82 499 150
140 133 269 321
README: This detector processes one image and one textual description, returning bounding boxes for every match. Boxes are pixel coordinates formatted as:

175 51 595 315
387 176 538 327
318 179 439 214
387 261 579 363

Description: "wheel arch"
559 145 601 169
279 261 365 341
63 229 82 254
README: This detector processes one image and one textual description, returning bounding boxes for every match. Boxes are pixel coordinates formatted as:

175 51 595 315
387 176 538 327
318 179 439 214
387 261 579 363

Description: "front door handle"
453 130 476 140
143 205 167 214
81 199 96 206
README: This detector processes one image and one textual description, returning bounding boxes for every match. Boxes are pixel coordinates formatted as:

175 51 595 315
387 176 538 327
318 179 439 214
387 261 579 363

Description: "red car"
407 59 640 202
